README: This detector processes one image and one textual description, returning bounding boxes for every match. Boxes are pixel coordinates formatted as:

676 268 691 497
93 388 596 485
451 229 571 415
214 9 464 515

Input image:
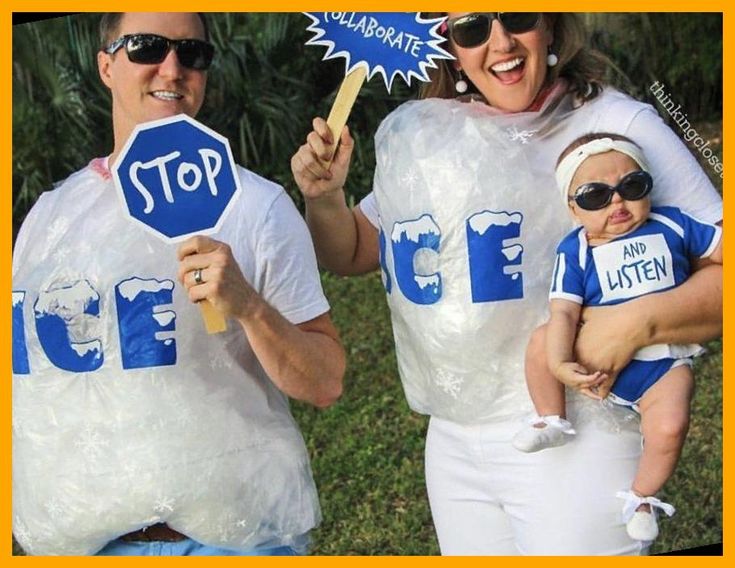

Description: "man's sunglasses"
104 33 215 71
447 13 542 48
569 170 653 211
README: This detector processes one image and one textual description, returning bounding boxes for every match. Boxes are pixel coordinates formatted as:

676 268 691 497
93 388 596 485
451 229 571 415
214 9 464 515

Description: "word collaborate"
324 12 426 56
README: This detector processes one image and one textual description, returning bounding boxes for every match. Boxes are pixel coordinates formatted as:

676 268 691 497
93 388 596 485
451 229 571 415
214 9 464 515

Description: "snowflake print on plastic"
434 369 464 399
45 217 71 247
51 246 71 264
75 423 110 460
44 498 65 520
236 518 249 528
399 168 421 192
153 495 176 514
506 126 538 144
210 353 234 371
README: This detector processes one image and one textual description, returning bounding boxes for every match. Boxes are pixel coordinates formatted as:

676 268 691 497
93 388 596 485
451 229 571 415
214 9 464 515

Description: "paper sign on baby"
303 12 452 163
112 114 242 333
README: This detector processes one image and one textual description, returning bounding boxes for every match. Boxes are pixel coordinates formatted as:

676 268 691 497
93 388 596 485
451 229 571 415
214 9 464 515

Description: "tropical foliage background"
12 12 722 555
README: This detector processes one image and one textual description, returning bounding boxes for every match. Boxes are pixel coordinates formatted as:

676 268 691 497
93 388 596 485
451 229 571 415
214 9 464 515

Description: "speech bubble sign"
303 12 452 92
112 114 242 243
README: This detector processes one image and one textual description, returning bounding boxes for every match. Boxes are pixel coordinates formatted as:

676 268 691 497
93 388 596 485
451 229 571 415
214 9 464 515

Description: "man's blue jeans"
96 538 302 556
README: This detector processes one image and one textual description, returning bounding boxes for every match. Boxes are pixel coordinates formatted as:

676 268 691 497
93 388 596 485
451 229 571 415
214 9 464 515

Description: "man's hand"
177 235 345 408
177 235 256 320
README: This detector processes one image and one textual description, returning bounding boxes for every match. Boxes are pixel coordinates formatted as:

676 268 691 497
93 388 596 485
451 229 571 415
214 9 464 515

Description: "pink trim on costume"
525 82 559 112
471 79 568 117
89 157 112 181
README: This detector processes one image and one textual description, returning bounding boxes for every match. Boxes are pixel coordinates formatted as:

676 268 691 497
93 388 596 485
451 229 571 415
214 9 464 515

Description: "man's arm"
178 236 345 408
239 309 344 409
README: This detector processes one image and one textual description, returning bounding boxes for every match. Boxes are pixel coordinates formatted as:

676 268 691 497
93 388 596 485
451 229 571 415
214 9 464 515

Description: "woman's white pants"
425 413 648 555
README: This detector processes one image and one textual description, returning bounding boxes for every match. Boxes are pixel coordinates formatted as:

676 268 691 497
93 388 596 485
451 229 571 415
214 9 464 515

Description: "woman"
291 13 722 555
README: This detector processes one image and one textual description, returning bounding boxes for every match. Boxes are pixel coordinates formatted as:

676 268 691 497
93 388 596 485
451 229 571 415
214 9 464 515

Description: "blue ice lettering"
391 215 442 305
115 277 177 369
466 211 524 302
34 280 104 373
379 228 393 294
12 291 30 374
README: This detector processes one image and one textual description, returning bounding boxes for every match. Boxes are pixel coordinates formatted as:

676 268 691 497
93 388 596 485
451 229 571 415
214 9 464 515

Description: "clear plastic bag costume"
372 95 646 428
12 163 321 555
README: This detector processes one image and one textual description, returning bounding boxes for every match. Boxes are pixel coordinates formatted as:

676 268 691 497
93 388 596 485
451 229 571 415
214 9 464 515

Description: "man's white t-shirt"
12 159 328 554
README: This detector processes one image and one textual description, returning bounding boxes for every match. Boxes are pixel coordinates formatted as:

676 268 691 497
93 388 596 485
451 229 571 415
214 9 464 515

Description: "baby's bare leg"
525 324 566 418
633 364 694 497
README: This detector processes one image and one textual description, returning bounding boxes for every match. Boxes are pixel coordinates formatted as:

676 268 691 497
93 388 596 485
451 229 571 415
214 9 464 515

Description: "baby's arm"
548 299 609 400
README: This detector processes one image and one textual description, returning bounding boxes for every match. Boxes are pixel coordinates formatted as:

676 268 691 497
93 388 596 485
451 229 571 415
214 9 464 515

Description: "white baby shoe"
616 490 676 542
512 415 576 453
626 509 659 541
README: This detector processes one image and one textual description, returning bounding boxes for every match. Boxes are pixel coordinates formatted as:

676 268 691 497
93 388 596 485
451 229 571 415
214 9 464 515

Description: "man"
12 12 345 556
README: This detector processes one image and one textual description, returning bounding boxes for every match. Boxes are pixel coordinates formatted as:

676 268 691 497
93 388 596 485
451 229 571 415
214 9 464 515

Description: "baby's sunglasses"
104 33 215 71
447 13 542 48
569 170 653 211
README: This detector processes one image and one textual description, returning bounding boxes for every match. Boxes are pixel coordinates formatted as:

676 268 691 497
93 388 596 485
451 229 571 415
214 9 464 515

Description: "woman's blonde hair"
419 13 609 105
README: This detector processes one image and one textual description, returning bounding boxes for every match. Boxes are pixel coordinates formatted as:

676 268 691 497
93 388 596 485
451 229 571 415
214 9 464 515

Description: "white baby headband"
555 138 650 204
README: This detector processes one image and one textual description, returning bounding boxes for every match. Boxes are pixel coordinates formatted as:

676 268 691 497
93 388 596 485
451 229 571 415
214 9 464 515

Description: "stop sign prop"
112 114 242 333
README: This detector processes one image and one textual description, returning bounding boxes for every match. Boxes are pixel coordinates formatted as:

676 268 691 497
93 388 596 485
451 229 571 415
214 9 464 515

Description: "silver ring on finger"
193 268 204 285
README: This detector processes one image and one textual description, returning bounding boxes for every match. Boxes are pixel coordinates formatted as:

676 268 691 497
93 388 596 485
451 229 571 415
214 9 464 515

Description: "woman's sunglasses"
447 13 542 48
569 170 653 211
104 33 215 71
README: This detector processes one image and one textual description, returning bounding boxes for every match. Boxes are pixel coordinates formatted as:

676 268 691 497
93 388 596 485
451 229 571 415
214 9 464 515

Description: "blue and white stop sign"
112 114 242 242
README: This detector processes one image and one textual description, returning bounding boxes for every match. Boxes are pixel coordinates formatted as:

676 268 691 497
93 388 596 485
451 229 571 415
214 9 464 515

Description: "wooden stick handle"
199 300 227 334
321 66 368 168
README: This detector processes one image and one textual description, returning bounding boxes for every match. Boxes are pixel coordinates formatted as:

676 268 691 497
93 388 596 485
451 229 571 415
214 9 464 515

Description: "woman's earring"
547 48 559 67
455 69 468 94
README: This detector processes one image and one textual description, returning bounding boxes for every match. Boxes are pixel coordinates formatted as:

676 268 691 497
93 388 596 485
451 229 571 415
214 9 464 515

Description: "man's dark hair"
99 13 210 50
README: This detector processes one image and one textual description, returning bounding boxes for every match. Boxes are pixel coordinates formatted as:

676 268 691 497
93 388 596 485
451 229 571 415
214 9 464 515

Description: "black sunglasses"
104 33 215 71
447 13 542 48
569 170 653 211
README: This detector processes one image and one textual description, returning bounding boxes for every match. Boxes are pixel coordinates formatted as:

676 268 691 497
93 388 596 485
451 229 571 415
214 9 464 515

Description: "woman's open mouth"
490 57 525 85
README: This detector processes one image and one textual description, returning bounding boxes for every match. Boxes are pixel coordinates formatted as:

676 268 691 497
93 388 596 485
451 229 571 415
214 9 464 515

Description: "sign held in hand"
304 12 452 164
113 114 242 334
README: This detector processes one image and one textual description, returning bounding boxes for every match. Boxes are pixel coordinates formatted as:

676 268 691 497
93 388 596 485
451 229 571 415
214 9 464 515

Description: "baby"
513 133 722 542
